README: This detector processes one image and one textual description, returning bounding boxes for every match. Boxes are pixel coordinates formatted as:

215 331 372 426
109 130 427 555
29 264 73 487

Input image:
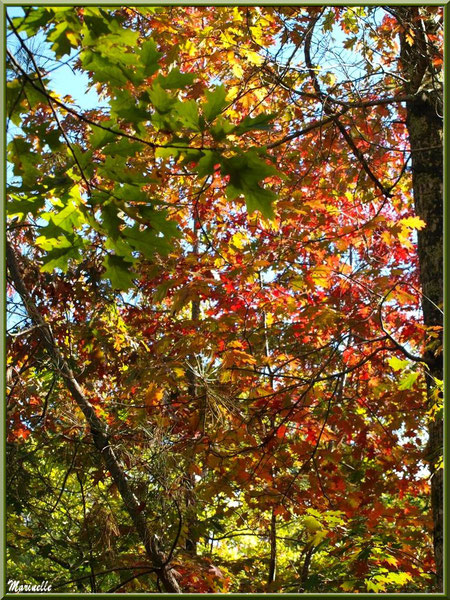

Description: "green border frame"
1 1 448 598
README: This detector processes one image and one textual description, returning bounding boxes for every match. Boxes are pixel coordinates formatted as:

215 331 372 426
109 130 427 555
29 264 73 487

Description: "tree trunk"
268 508 277 585
396 7 443 590
299 544 314 592
184 218 201 554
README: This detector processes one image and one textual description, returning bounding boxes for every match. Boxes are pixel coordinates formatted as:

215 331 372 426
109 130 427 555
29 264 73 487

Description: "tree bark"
267 508 277 585
6 242 182 593
299 544 314 592
184 219 201 553
396 7 443 590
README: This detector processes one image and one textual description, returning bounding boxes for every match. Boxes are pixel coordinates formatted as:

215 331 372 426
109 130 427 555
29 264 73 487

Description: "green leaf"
47 22 76 58
222 150 281 187
196 151 220 178
174 100 201 131
98 156 150 184
340 581 355 592
155 68 195 90
149 111 178 133
304 515 322 532
40 243 83 273
235 112 277 135
81 50 128 85
357 546 372 561
8 138 41 188
102 138 144 157
366 580 383 593
148 83 176 114
114 104 150 123
398 372 419 390
140 39 162 74
43 129 64 151
103 255 135 290
104 233 133 259
210 117 236 141
36 232 72 252
101 203 123 241
227 183 276 219
8 194 45 220
140 207 181 239
123 225 172 257
203 85 227 121
221 150 281 218
110 90 150 122
82 12 111 40
90 126 117 149
322 10 336 32
70 146 94 176
112 184 150 204
41 188 86 233
155 145 180 159
225 184 240 202
12 8 54 36
7 80 25 127
103 19 139 48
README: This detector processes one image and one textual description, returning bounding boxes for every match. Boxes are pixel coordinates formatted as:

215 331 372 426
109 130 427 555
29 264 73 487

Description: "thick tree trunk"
406 94 443 592
406 92 443 592
396 7 443 590
6 242 182 593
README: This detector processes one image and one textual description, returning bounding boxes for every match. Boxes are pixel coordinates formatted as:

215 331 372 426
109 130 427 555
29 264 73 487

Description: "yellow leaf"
183 39 197 57
312 529 328 545
232 62 244 78
400 216 426 230
231 231 248 249
227 50 236 64
66 31 78 45
326 72 336 87
245 49 264 66
145 383 164 408
227 85 240 101
249 25 264 45
221 32 236 49
303 516 322 532
310 267 332 288
265 312 274 327
228 340 244 349
140 339 150 352
232 6 244 21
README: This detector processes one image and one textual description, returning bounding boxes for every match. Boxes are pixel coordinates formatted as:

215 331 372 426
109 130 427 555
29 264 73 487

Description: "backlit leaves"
6 4 440 594
203 85 228 121
103 254 135 290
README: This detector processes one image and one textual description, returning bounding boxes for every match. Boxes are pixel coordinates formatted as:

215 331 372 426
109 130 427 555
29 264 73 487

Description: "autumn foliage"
6 5 443 594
